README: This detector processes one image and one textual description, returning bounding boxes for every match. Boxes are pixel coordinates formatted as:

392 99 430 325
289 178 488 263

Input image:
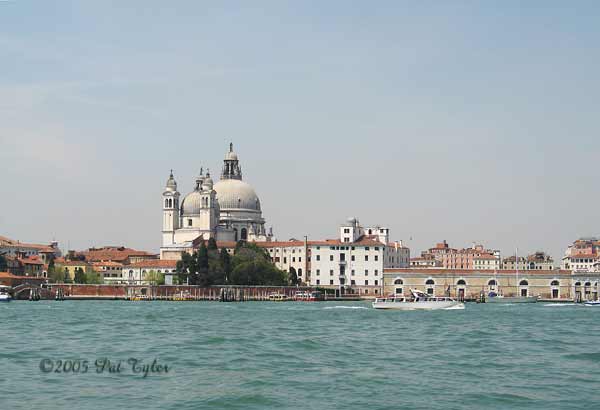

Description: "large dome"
181 191 202 215
213 179 261 211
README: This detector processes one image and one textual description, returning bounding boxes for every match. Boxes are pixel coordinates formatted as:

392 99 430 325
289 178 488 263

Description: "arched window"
585 282 591 287
165 199 169 208
457 279 466 286
574 281 581 287
298 268 302 276
169 198 173 208
394 279 403 285
241 228 248 240
488 279 497 286
550 280 560 286
425 279 435 285
519 280 528 286
234 228 238 242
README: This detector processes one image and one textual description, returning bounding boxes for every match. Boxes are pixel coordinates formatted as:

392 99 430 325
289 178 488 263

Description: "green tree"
196 241 211 286
74 267 86 284
63 268 72 284
176 252 193 284
144 269 165 286
207 237 218 251
0 254 7 271
288 267 299 286
49 267 65 283
85 271 104 284
220 248 232 283
47 256 55 277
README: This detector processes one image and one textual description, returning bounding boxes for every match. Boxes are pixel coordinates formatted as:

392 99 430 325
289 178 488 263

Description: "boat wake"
544 303 577 307
323 306 369 310
444 304 465 310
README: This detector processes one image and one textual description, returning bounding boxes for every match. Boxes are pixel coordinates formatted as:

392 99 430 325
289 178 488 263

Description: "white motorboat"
486 293 538 303
372 289 464 310
585 300 600 306
0 285 12 302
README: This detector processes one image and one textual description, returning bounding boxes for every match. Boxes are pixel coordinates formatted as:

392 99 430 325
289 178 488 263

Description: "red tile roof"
78 247 157 262
127 260 178 268
570 253 599 259
17 256 45 266
0 235 56 252
384 268 571 276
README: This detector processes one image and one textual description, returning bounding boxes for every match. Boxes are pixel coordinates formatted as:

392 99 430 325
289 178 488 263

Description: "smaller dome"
181 191 202 215
226 151 238 161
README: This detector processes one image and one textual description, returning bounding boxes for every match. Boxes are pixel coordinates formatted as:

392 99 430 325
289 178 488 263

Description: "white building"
161 144 273 259
561 237 600 272
473 254 501 270
307 218 409 297
121 260 178 285
201 218 409 295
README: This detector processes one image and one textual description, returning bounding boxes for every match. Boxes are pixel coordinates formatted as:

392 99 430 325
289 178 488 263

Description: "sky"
1 1 599 260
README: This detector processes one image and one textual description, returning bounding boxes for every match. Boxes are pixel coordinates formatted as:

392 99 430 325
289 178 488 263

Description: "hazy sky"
1 1 599 260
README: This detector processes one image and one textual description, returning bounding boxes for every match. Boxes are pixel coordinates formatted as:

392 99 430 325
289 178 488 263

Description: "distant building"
123 260 178 285
441 244 500 270
160 144 273 259
384 268 574 300
412 240 453 268
561 237 600 272
304 218 409 297
187 217 410 296
0 235 61 263
503 252 554 271
410 254 441 268
75 246 158 265
473 253 501 270
54 260 91 281
91 261 125 282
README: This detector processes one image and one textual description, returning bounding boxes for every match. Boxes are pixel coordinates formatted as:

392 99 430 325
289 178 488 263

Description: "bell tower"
162 170 180 247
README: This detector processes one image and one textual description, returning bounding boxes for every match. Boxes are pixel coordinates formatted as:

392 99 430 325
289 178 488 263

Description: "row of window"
392 278 563 287
314 269 379 276
314 279 380 289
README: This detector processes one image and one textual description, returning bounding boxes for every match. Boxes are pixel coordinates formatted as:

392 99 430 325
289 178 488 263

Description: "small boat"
585 300 600 306
372 289 464 310
308 291 324 301
0 285 12 302
268 293 289 302
486 292 538 304
293 291 310 301
130 294 150 301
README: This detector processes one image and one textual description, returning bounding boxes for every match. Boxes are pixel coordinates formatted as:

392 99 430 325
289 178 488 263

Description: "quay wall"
48 284 316 301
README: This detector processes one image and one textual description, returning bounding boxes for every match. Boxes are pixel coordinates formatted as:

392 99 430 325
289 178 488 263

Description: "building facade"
562 238 600 272
503 252 555 271
441 244 500 270
384 268 576 301
161 144 273 259
306 218 409 297
0 235 61 263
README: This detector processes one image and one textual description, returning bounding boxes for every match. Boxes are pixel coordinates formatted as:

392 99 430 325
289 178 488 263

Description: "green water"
2 301 599 409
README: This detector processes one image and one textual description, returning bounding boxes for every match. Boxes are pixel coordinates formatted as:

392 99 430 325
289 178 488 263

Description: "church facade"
160 144 272 260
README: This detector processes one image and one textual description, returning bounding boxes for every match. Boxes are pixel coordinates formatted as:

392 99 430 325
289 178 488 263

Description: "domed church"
160 143 273 259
